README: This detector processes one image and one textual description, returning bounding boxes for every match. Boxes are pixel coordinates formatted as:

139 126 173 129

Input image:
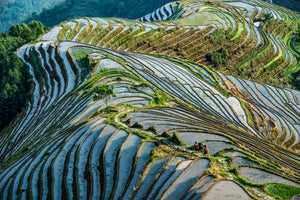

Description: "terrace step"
186 179 216 199
133 157 169 199
102 129 129 200
178 132 230 146
112 134 142 200
231 156 259 168
145 157 185 200
161 159 210 200
122 142 156 199
153 160 193 199
238 167 300 187
90 124 116 200
182 175 215 200
203 180 252 200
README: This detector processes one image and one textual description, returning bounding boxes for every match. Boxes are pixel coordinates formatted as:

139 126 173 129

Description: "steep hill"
0 0 300 199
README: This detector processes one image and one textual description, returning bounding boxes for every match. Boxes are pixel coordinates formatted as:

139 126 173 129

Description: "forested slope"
0 21 47 130
25 0 172 29
0 0 64 32
269 0 300 13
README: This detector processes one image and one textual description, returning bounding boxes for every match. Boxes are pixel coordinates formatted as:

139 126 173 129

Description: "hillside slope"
39 0 300 89
22 0 300 31
0 0 299 199
1 39 299 199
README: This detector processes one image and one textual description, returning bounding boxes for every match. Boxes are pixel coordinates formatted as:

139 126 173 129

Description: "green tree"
263 13 273 22
29 21 47 38
0 21 47 131
206 47 229 68
20 24 33 40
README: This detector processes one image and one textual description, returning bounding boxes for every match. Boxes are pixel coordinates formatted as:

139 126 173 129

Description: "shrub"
206 47 229 68
93 84 114 101
263 13 273 22
168 132 184 146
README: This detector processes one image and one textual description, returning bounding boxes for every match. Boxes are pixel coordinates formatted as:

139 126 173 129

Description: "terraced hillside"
41 0 300 88
0 0 300 199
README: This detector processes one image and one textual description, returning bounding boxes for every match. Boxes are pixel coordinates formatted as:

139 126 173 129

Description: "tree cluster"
0 21 47 131
93 84 114 101
205 47 230 69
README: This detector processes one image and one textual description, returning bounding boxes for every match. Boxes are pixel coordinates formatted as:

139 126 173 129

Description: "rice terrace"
0 0 300 199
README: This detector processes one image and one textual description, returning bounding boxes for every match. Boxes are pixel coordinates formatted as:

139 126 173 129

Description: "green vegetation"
82 67 139 90
151 145 197 160
168 132 185 146
240 101 255 129
93 84 114 101
0 0 63 32
133 81 149 89
292 30 300 54
263 13 273 22
210 29 226 44
126 4 299 90
1 0 298 33
92 106 118 117
66 22 82 41
0 21 47 131
58 25 71 41
153 92 167 105
265 183 300 199
105 111 156 142
149 87 172 106
204 157 229 179
77 55 94 80
30 51 43 82
235 175 264 190
205 47 230 69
